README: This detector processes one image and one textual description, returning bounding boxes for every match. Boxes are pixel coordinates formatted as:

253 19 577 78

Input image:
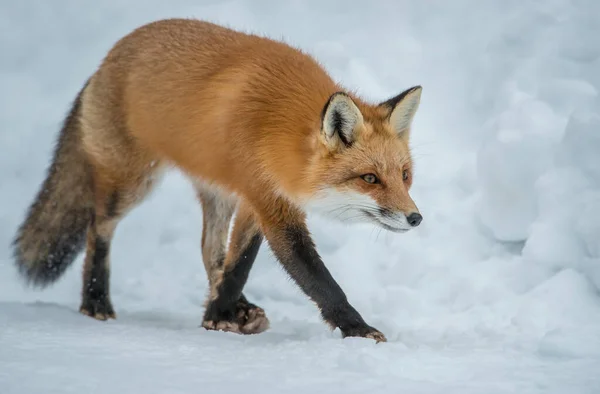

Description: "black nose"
407 212 422 227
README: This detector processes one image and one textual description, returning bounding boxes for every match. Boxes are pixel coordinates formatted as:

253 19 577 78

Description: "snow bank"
474 0 600 298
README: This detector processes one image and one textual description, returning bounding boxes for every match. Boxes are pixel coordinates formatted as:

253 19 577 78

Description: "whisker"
337 214 369 222
369 225 377 240
325 203 378 212
323 204 379 217
321 206 366 222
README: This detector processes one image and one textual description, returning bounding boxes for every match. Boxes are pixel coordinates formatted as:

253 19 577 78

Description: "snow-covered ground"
1 1 600 393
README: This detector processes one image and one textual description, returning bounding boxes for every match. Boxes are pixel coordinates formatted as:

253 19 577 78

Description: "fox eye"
361 173 380 184
402 170 409 181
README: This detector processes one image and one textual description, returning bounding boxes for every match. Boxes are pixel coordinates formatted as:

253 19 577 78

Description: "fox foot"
202 295 269 335
341 324 387 343
79 296 116 321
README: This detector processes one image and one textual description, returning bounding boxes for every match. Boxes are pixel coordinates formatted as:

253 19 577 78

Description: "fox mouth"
362 210 408 233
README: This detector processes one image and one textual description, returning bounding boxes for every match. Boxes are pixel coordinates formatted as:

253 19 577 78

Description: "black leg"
202 233 269 334
266 222 385 342
79 215 115 320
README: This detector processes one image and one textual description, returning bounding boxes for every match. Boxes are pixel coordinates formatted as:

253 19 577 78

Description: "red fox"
13 18 422 342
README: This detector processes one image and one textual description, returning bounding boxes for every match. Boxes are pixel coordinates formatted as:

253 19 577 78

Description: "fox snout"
371 207 422 233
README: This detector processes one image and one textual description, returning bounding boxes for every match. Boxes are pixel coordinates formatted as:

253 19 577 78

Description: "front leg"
257 199 386 342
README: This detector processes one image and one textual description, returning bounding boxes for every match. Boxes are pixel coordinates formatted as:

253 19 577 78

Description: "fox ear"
381 85 422 136
321 92 364 149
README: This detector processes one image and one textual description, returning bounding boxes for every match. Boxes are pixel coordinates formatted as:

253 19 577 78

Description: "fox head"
306 86 422 233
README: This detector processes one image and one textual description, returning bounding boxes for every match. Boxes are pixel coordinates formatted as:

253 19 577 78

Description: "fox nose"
407 212 422 227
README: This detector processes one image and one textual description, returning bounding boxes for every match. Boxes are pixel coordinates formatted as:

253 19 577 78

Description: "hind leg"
195 182 236 299
79 210 117 320
79 160 164 321
200 197 268 335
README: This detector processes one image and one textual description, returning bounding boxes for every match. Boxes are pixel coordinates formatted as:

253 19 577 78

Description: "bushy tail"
13 82 95 288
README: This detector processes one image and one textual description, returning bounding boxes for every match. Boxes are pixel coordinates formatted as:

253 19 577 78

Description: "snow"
1 1 600 393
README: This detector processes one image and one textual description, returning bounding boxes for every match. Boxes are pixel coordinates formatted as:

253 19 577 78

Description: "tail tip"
12 238 65 289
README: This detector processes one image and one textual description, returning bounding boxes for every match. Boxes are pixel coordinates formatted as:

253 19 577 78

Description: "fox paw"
202 296 269 335
342 325 387 343
79 296 116 321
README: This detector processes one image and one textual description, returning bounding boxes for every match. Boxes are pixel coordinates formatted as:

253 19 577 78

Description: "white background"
1 1 599 393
